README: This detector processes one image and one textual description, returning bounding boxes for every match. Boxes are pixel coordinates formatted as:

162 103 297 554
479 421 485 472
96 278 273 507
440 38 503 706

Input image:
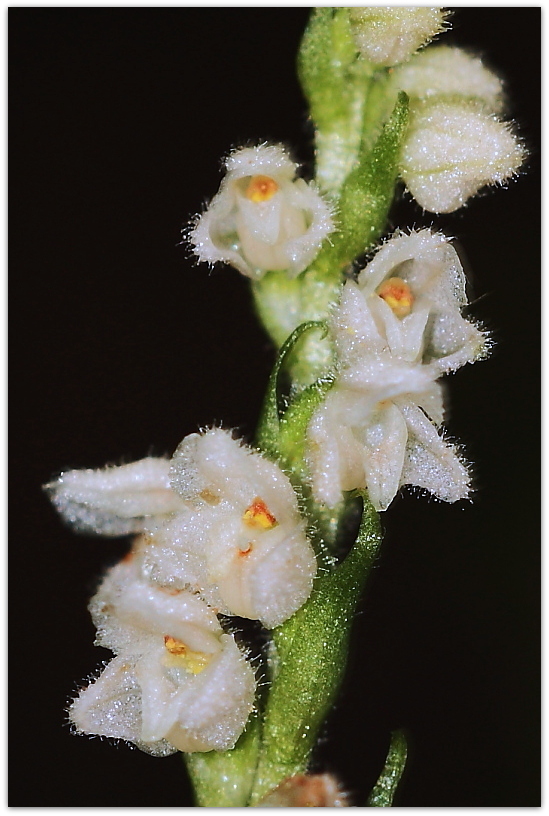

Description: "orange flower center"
163 636 211 674
242 497 278 529
376 277 415 318
245 175 279 203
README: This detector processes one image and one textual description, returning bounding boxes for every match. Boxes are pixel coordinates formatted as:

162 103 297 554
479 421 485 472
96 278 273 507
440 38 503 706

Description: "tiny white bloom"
308 383 469 511
348 7 448 67
70 558 255 754
190 144 334 280
400 98 525 213
349 229 487 375
391 45 505 113
45 457 186 536
140 428 317 629
307 230 484 510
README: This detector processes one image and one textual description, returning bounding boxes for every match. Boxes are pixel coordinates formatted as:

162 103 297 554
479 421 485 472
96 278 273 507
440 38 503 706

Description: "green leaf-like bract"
249 493 382 804
321 90 409 269
367 730 408 807
255 321 329 459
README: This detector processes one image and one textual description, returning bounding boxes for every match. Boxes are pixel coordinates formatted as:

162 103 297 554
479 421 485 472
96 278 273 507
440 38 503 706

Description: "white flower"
70 558 256 754
308 383 469 511
391 45 505 113
307 230 485 511
348 229 487 376
189 144 333 280
348 7 448 67
45 457 186 536
140 429 317 629
46 428 316 629
400 98 525 213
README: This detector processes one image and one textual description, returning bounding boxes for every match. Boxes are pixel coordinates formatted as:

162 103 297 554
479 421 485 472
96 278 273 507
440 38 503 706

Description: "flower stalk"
46 7 524 807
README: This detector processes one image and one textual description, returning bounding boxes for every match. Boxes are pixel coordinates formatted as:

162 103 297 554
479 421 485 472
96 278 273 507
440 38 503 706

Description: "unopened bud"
400 99 525 213
348 7 448 67
392 45 504 113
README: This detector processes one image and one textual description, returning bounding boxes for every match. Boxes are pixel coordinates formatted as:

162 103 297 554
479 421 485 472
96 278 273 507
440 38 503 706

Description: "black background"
10 8 540 807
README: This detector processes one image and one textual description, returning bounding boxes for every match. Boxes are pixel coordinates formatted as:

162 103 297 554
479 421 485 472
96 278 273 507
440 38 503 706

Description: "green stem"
184 715 262 807
249 495 382 804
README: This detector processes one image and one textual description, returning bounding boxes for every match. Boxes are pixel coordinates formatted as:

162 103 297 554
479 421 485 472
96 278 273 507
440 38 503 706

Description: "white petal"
307 395 357 509
217 527 316 629
360 402 409 511
69 655 177 757
170 429 298 519
45 458 183 537
339 354 435 401
332 281 386 360
136 644 181 743
426 316 488 374
136 505 215 596
165 634 256 753
225 144 296 179
91 558 222 656
414 383 445 426
358 230 466 307
398 400 470 501
236 191 285 246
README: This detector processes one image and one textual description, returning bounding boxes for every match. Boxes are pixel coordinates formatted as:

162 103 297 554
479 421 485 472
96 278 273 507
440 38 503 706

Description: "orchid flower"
307 230 486 510
70 558 255 754
190 144 333 279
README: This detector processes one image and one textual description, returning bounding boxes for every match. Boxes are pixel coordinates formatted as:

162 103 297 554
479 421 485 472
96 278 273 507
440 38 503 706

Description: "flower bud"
391 45 504 112
348 7 447 67
400 98 525 213
190 144 333 279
